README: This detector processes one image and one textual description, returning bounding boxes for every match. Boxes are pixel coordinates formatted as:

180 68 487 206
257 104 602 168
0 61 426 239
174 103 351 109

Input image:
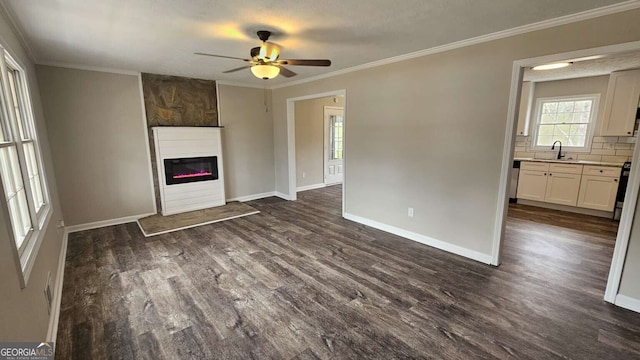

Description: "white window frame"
530 94 600 153
0 47 51 288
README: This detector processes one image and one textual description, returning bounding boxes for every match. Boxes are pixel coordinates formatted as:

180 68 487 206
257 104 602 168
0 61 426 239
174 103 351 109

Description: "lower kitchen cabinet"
545 172 582 206
517 170 548 201
577 175 620 211
516 161 621 213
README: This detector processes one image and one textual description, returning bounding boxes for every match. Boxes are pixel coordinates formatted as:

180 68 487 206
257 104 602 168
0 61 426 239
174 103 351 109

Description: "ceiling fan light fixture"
259 42 280 62
251 64 280 80
532 62 572 71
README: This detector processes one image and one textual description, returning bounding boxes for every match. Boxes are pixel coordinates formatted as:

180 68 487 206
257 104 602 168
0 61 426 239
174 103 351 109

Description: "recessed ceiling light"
532 62 572 71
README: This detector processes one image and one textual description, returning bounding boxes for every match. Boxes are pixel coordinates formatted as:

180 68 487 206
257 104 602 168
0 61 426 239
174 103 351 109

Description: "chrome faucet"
551 141 564 160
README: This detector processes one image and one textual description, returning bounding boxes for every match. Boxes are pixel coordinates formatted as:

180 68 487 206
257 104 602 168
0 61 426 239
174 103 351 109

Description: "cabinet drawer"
521 161 549 171
549 163 583 175
582 165 621 177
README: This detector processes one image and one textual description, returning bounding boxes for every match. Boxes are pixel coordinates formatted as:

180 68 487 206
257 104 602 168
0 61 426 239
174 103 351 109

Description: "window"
531 95 599 151
329 114 343 160
0 49 50 287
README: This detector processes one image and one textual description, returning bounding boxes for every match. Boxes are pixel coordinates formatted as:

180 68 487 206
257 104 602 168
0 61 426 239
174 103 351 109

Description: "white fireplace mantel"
152 126 225 215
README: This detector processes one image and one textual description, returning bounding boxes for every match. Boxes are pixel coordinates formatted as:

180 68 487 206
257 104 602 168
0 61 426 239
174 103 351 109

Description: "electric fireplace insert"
164 156 218 185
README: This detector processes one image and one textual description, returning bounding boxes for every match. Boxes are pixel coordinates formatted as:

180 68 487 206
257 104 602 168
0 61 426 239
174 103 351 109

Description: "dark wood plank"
55 185 640 359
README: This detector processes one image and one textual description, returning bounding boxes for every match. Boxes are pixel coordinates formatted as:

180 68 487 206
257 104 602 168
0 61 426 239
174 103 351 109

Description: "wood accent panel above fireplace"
141 73 219 213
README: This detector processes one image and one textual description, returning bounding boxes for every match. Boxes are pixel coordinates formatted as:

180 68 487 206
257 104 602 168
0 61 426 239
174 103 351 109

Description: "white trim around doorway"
493 40 640 306
285 90 347 216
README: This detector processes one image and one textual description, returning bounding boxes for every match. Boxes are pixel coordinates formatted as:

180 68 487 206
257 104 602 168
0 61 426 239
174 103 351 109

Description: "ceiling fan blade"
194 52 251 62
277 66 297 78
276 59 331 67
223 65 252 74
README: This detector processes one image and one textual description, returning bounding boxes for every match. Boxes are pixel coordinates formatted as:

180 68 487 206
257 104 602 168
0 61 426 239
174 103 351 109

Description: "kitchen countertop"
515 157 625 167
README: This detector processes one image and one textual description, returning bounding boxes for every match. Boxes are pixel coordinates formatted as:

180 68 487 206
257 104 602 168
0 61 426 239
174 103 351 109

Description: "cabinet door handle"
549 173 552 176
614 179 618 182
600 170 603 173
544 173 547 176
628 132 632 134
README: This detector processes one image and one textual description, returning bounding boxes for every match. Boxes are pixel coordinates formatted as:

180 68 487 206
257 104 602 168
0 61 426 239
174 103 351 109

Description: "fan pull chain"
264 86 269 112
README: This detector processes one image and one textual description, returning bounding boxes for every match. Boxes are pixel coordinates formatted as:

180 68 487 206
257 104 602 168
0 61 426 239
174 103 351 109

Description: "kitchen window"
531 95 599 151
0 48 50 287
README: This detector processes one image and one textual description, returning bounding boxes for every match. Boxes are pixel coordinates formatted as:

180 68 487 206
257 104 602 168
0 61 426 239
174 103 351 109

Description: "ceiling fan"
195 30 331 80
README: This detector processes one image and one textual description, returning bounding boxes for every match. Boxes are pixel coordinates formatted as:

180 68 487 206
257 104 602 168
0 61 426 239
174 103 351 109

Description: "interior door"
324 106 344 185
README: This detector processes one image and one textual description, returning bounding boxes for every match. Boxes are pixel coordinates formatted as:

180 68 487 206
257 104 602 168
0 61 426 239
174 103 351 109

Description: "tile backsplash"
514 135 635 163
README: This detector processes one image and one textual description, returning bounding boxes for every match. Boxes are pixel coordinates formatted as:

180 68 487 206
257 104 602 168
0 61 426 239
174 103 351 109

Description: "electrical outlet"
302 171 306 179
44 272 52 314
57 220 65 229
408 207 414 217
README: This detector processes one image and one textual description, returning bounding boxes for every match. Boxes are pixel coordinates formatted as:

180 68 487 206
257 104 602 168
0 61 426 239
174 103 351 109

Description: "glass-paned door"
324 107 344 184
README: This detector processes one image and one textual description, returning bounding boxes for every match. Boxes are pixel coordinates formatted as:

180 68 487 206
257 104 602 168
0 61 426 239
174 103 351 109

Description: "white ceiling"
1 0 634 85
524 50 640 82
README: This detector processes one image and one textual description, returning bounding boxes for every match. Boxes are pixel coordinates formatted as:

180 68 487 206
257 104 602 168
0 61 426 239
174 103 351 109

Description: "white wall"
295 96 345 188
217 84 275 200
0 11 65 340
619 188 640 300
272 9 640 259
36 66 156 226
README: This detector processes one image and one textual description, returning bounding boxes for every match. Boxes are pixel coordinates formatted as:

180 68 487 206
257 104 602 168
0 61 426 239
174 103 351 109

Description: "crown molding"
37 61 142 76
2 0 639 89
270 0 640 90
0 1 38 63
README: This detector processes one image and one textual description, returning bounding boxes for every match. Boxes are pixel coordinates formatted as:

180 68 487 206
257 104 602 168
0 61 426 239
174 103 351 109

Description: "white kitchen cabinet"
516 82 534 136
517 161 582 206
577 175 620 211
517 161 622 213
600 69 640 136
545 172 581 206
517 170 548 201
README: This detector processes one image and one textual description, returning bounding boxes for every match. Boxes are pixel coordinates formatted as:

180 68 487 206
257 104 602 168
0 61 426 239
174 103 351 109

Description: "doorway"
285 90 347 213
492 42 640 304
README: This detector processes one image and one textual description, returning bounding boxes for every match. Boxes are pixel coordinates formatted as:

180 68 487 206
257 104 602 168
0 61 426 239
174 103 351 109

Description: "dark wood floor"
56 185 640 359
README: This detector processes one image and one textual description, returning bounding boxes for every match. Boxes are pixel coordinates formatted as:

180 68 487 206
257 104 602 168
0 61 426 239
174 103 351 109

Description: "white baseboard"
46 229 68 343
66 212 157 233
615 294 640 313
296 183 326 192
227 191 275 202
275 191 292 200
343 212 493 265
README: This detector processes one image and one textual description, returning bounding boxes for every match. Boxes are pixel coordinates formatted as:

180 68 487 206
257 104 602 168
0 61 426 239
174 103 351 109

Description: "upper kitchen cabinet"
516 81 534 136
600 69 640 136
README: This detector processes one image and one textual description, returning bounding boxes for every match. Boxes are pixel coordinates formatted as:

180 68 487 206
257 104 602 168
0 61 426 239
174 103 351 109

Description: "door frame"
323 105 345 185
492 40 640 305
285 89 347 213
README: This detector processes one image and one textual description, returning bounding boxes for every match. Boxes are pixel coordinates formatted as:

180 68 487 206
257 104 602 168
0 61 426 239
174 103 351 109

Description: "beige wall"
295 96 345 188
619 190 640 299
0 12 65 340
271 9 640 258
514 75 636 163
36 66 156 226
217 84 275 199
